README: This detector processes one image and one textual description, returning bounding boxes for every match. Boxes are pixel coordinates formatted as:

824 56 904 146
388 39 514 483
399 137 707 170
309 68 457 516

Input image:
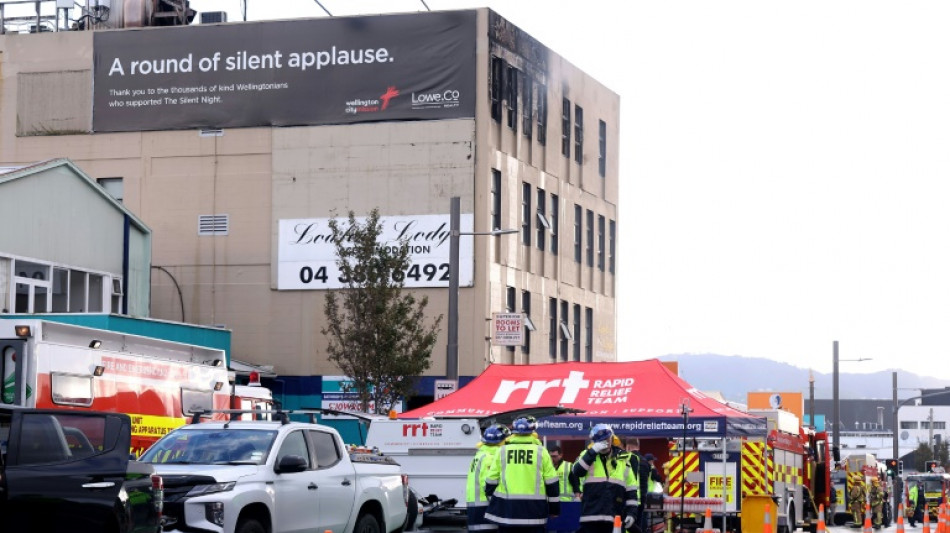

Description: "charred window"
561 97 571 157
537 85 548 145
522 77 533 139
506 66 519 130
490 57 504 122
574 105 584 164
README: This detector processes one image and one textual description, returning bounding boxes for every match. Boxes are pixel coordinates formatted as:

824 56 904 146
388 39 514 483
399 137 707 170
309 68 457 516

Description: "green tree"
321 208 443 414
915 442 935 472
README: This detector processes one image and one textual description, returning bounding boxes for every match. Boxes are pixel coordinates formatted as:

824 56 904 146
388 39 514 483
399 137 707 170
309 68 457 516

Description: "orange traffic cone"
817 504 826 533
863 504 873 533
940 504 947 533
702 507 713 533
897 505 906 533
764 503 772 533
925 508 932 533
613 515 623 533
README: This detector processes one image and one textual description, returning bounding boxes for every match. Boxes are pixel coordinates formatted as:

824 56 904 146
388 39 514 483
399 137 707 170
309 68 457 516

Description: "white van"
364 417 482 507
362 406 583 527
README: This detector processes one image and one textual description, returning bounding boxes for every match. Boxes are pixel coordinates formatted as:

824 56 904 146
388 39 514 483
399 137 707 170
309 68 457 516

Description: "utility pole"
833 341 840 464
892 371 900 522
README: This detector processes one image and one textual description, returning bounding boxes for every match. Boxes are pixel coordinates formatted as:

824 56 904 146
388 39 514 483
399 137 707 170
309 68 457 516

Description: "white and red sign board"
492 312 524 346
364 419 480 453
862 465 878 477
434 379 457 400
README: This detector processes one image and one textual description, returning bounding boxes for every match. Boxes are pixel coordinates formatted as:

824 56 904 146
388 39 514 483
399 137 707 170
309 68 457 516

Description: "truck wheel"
403 490 419 531
355 513 382 533
236 518 267 533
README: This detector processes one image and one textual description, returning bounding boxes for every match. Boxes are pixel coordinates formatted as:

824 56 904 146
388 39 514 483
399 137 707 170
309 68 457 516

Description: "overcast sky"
183 0 950 381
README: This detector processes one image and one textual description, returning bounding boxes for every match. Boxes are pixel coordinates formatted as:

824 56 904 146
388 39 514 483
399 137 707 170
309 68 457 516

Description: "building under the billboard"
0 8 619 409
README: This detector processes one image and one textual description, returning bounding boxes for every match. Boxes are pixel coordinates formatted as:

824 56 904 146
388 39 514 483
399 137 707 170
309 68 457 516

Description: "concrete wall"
0 9 620 381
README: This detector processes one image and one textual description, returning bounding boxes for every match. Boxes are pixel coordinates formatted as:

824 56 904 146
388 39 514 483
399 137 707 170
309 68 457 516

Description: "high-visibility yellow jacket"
467 444 502 531
571 446 639 524
484 435 560 526
554 460 574 501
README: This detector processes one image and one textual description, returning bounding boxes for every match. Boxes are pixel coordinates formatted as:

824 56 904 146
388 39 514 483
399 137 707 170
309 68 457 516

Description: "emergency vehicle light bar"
189 408 366 425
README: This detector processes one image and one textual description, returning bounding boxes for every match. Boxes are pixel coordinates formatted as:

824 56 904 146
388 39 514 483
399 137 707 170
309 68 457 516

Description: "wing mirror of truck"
275 455 308 474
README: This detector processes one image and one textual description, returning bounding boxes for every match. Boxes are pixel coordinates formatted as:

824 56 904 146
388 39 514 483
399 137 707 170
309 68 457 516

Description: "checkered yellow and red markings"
773 463 803 485
741 440 768 496
667 452 700 497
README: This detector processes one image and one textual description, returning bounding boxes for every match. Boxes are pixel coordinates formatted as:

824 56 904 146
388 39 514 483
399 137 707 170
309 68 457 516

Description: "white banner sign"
434 379 458 400
278 213 474 290
492 312 525 346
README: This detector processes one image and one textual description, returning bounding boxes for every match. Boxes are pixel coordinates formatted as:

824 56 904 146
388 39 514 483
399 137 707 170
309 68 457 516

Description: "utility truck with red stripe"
0 319 231 455
667 409 832 533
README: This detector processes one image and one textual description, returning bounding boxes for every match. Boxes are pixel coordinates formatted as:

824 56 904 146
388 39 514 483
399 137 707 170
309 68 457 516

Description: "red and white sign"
492 312 524 346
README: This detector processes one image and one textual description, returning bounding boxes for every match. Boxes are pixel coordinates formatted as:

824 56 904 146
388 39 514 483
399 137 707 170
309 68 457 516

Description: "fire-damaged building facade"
0 3 619 408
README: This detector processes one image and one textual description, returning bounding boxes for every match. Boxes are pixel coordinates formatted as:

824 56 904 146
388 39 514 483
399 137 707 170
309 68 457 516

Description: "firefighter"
549 445 575 501
484 417 560 533
849 478 867 526
468 424 511 531
571 424 639 533
869 478 884 529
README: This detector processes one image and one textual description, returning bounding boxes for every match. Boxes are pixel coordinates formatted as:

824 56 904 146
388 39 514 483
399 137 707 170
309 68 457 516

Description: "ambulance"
0 319 231 454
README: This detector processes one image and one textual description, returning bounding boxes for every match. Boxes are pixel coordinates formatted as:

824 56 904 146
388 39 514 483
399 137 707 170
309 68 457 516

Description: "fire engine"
0 319 231 454
667 409 832 533
904 470 950 520
830 453 879 525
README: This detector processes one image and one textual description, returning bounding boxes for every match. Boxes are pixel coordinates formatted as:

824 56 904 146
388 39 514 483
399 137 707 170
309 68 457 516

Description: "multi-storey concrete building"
0 7 619 407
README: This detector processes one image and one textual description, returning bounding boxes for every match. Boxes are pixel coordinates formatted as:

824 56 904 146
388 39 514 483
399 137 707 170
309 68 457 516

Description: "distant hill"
655 353 949 403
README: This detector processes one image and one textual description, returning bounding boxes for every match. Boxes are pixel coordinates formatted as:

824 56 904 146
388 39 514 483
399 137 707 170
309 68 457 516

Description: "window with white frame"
5 257 117 314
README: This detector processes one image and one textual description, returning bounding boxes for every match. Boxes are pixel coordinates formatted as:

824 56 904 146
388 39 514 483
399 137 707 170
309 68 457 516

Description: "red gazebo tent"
401 360 766 438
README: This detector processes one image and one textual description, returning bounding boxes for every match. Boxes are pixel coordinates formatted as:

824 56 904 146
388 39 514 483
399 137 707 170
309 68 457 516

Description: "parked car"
139 410 409 533
0 406 163 533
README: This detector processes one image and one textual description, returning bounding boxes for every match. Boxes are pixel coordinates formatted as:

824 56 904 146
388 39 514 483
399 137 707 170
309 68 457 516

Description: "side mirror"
275 454 308 474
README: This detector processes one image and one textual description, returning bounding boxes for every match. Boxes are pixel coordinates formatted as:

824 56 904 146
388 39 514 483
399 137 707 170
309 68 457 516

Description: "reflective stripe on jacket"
468 445 500 506
555 460 574 501
571 446 639 524
484 435 560 526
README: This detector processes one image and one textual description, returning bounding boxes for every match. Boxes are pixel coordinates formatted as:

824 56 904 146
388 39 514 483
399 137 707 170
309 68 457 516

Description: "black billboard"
93 11 476 132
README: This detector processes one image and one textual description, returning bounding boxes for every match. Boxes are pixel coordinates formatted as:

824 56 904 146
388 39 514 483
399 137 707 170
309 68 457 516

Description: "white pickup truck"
139 414 408 533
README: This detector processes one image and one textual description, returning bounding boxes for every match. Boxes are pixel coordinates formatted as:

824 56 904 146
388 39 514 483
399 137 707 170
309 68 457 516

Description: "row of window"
900 421 948 430
490 56 608 178
0 256 121 315
491 173 616 274
504 287 593 362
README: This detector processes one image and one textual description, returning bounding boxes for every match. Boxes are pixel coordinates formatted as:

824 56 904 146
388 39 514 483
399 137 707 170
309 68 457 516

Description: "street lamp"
831 340 871 466
445 196 517 383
